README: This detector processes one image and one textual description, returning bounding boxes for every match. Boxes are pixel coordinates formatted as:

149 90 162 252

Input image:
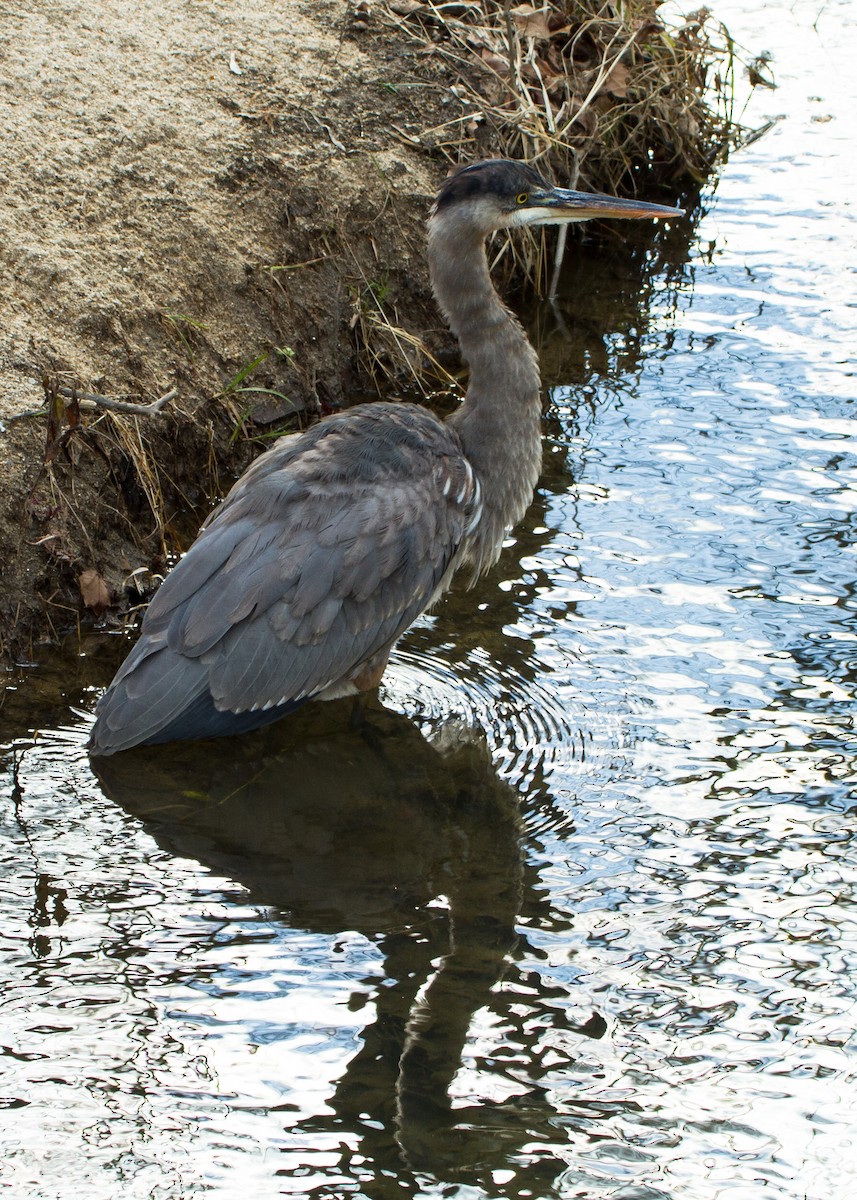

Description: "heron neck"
428 223 541 399
428 219 543 577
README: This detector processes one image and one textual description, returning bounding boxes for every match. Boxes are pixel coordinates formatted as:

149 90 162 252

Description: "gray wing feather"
204 475 454 710
90 403 479 750
98 639 210 747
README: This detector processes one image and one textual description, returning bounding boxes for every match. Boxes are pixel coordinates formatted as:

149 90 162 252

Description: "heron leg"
351 651 391 693
349 694 368 731
345 698 394 765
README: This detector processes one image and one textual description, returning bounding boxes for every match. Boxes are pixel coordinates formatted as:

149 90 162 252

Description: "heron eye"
516 192 529 205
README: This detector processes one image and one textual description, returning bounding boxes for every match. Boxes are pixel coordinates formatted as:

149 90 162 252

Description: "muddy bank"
0 0 735 665
0 0 457 661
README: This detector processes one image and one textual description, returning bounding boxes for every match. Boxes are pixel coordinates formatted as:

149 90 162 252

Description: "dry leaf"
79 569 112 613
479 48 511 76
568 97 597 137
537 44 563 78
510 4 553 41
602 61 630 98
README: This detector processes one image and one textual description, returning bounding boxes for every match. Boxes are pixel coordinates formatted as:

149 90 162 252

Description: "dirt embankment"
0 0 735 665
0 0 466 660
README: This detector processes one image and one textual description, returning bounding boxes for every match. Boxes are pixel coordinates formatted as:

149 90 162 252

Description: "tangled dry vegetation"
379 0 751 190
350 0 762 388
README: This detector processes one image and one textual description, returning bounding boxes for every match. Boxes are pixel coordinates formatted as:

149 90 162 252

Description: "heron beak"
527 186 683 224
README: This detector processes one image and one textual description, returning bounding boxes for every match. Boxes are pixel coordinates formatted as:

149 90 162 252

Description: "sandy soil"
0 0 461 660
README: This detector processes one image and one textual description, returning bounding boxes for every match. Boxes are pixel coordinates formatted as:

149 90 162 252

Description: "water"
2 2 856 1196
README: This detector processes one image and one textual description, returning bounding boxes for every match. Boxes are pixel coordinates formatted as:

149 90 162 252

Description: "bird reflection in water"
92 698 604 1183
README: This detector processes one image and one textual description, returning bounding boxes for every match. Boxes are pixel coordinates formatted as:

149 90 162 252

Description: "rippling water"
2 3 856 1197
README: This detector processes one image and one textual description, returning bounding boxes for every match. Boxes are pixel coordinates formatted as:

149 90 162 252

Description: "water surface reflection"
4 695 614 1198
94 703 535 1186
4 2 857 1194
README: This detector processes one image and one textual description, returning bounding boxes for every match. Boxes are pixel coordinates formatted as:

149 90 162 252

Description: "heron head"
433 159 682 235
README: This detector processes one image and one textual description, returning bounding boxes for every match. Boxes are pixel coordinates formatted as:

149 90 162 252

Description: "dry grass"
345 1 769 390
27 376 210 582
381 0 761 193
348 268 460 396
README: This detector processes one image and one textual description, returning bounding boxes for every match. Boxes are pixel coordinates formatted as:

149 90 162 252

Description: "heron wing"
91 403 479 751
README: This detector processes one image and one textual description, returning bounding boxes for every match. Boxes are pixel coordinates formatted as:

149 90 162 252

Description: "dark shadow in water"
91 698 602 1196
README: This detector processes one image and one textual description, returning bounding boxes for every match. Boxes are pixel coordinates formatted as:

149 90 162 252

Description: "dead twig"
56 387 178 415
6 387 177 424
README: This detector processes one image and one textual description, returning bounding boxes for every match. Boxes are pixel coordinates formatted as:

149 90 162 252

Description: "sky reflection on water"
2 2 857 1197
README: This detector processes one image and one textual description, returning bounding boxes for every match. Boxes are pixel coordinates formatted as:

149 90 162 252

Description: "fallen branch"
5 387 177 424
56 386 178 415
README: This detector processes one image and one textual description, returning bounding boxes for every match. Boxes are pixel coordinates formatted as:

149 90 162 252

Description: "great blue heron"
89 159 679 755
